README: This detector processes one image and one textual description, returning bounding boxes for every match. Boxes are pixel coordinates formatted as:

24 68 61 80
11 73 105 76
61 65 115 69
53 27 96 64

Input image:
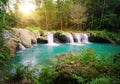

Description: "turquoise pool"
9 43 120 66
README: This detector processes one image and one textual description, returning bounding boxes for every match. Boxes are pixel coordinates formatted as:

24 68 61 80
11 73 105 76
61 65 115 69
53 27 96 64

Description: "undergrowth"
2 49 120 84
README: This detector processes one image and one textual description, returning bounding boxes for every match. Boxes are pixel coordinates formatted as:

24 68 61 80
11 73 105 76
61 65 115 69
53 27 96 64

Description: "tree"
56 0 73 30
38 0 57 30
70 3 87 30
85 0 120 32
0 0 9 29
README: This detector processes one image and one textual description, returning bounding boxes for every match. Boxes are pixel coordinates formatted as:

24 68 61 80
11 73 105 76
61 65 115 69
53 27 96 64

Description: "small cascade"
73 33 89 44
47 32 59 46
81 34 89 43
48 32 54 44
66 33 74 43
74 33 82 43
18 43 26 50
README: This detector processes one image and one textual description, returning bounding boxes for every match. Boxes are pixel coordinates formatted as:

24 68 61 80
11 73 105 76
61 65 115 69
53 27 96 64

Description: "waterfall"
74 33 89 43
18 43 26 50
74 33 82 43
47 32 54 44
81 34 89 43
66 33 74 43
47 32 59 46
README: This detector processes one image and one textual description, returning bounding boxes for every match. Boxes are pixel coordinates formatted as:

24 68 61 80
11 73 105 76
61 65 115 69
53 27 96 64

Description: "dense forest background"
0 0 120 32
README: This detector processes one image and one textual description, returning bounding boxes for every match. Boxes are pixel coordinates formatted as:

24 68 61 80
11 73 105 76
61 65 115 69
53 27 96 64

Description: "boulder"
54 32 68 43
1 30 17 56
1 28 45 57
9 28 36 48
4 38 17 57
17 42 26 50
32 30 40 39
37 38 48 44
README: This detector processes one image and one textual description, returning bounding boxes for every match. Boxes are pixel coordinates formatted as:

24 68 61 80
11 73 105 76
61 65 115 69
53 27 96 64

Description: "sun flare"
19 1 36 14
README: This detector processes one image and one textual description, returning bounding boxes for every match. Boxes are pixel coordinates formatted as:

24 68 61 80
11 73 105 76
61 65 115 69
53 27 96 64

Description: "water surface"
9 43 120 66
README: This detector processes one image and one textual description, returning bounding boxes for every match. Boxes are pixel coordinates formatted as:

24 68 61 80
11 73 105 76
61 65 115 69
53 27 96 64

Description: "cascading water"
73 33 89 44
66 33 74 43
81 34 89 43
74 33 82 43
47 32 54 44
18 43 26 50
47 32 59 46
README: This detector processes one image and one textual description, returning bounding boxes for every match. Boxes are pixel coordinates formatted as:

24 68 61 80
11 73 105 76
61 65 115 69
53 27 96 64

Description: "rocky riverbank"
1 28 118 57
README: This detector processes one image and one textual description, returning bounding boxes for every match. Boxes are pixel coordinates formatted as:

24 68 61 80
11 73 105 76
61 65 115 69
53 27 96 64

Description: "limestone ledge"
1 28 47 56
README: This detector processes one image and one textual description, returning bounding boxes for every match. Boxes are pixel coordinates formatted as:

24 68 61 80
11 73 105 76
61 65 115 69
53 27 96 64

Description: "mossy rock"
54 32 68 43
89 31 114 43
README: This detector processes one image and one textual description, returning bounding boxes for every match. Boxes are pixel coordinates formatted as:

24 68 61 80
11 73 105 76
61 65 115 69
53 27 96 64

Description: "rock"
9 28 36 48
57 54 67 59
69 52 76 56
32 30 40 39
1 28 48 57
37 38 48 44
54 32 68 43
29 31 37 44
71 33 78 42
4 38 17 57
70 61 75 64
1 30 14 39
1 30 17 56
17 42 26 50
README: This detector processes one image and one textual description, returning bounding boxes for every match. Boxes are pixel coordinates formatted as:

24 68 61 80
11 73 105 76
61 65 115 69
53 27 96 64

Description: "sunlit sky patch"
19 0 36 14
8 0 57 14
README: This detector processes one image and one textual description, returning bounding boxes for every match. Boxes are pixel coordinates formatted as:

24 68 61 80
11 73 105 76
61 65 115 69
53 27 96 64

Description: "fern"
88 76 111 84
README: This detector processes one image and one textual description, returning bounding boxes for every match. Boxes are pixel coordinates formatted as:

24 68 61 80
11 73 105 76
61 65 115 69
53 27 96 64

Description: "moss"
54 32 68 43
88 31 120 44
26 25 41 31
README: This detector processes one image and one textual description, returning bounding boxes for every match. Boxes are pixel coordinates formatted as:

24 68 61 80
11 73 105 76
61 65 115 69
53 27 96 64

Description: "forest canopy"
0 0 120 32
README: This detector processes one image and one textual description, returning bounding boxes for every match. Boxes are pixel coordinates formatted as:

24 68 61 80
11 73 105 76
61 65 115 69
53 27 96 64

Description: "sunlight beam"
19 0 36 15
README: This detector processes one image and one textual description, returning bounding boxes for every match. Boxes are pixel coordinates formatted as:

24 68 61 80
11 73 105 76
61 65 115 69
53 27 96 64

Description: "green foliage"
38 66 59 84
1 0 120 32
85 0 120 32
70 3 87 29
26 25 41 31
0 36 10 83
54 31 68 43
2 49 120 84
6 64 39 83
0 37 10 70
89 31 120 44
70 74 85 84
5 64 59 84
55 49 120 84
107 32 120 44
0 48 10 70
89 76 111 84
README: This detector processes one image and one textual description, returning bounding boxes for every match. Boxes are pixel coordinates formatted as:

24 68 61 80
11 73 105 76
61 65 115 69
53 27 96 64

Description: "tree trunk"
60 16 62 30
100 0 105 28
57 0 63 30
44 1 48 30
